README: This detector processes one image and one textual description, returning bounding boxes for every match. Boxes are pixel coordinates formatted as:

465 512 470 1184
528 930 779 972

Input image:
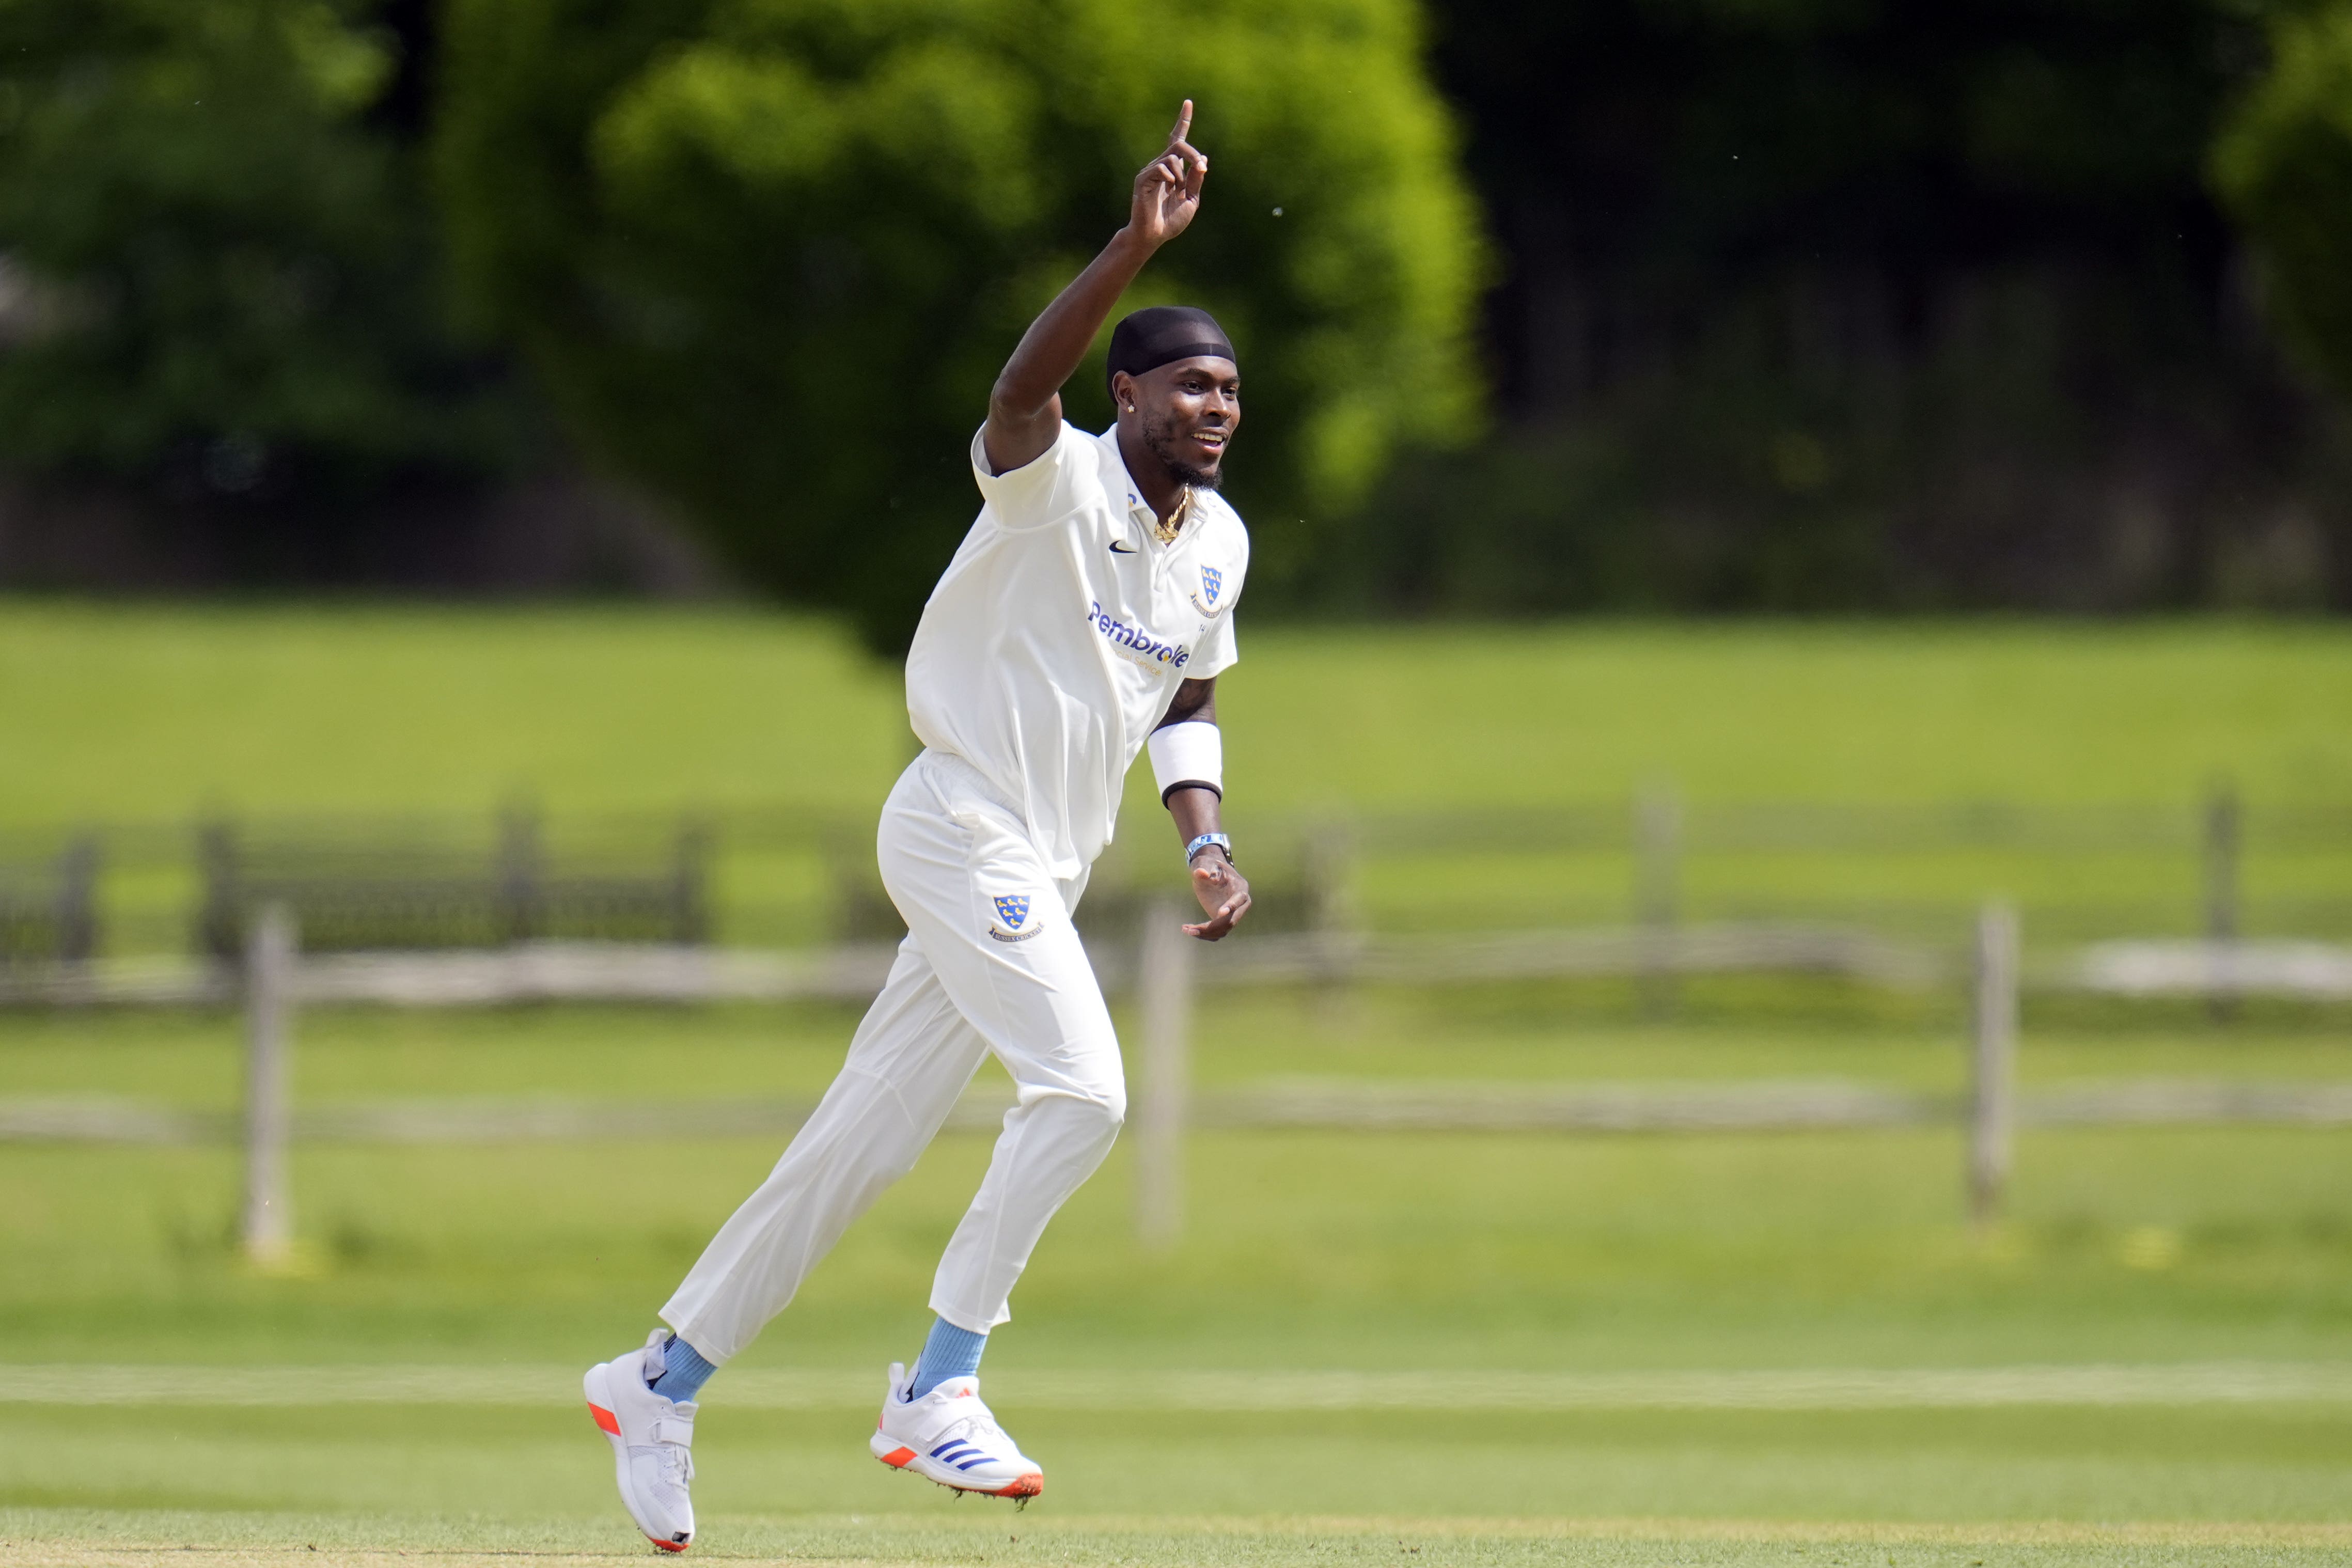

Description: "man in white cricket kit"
583 102 1250 1549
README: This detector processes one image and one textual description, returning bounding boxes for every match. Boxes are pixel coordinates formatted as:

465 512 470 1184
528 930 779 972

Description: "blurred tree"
1310 0 2352 617
434 0 1485 652
0 0 517 561
2215 1 2352 399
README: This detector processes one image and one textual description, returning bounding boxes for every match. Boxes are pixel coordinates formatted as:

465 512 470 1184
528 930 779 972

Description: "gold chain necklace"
1153 487 1194 545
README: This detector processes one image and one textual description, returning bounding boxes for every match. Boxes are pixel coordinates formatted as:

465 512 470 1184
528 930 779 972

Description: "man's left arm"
1151 677 1250 940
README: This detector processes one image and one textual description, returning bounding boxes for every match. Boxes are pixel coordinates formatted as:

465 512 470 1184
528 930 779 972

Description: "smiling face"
1112 356 1241 489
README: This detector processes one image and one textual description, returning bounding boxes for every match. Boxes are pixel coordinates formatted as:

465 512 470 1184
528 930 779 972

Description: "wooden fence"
9 786 2351 959
4 905 2351 1260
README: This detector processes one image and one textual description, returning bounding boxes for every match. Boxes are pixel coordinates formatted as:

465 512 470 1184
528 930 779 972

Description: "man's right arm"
981 101 1208 476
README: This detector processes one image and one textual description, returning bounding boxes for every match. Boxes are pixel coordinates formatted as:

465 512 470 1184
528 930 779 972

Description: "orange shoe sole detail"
588 1402 621 1436
647 1536 689 1554
874 1440 1041 1499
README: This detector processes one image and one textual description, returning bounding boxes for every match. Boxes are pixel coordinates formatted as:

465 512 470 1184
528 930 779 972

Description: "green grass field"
8 605 2352 950
3 605 2351 1564
10 1512 2349 1568
4 606 2351 821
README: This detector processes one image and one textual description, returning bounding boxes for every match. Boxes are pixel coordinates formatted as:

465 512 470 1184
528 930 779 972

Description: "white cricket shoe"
870 1362 1044 1499
584 1329 697 1551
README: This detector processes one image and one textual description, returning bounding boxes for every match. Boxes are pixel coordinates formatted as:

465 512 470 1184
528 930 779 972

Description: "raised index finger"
1167 99 1193 148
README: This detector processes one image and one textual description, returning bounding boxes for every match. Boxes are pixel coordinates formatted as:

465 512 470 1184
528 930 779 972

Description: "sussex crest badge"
1189 564 1226 616
989 893 1041 943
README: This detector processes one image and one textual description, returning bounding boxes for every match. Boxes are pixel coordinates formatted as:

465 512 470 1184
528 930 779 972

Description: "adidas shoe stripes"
870 1361 1044 1499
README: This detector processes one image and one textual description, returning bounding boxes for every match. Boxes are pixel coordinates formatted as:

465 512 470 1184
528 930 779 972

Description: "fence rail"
13 927 2352 1008
13 1076 2352 1150
6 910 2352 1260
9 787 2352 961
2065 939 2352 999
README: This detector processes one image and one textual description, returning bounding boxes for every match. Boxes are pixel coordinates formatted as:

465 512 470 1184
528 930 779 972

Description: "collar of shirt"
1101 428 1200 547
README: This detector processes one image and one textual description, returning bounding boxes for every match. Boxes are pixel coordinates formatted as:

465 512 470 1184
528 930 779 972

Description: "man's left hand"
1184 852 1250 940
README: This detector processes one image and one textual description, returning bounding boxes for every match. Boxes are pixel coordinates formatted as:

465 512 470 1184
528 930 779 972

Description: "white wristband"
1147 720 1222 805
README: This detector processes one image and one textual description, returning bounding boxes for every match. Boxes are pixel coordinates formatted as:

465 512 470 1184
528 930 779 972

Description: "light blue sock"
905 1316 988 1400
649 1334 717 1403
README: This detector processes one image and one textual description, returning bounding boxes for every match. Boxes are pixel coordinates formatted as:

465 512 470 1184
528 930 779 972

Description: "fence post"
1968 902 2018 1229
54 833 99 965
1134 902 1193 1253
242 902 298 1266
196 817 239 962
2202 782 2240 1021
1303 820 1357 1017
672 816 713 946
498 802 544 944
1635 783 1682 1017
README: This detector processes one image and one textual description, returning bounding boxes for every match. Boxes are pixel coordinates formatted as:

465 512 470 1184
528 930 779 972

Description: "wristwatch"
1184 832 1234 868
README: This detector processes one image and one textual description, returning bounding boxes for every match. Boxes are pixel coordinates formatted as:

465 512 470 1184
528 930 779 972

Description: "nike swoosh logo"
1109 541 1138 554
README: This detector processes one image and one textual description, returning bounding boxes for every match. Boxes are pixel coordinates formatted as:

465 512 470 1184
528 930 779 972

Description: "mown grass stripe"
8 1508 2352 1567
10 1363 2351 1410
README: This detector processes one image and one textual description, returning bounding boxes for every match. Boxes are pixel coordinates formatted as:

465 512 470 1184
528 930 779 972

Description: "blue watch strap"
1185 833 1233 868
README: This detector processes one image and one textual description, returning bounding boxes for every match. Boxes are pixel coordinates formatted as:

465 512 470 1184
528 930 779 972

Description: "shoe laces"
636 1437 694 1488
932 1402 1015 1457
661 1445 695 1486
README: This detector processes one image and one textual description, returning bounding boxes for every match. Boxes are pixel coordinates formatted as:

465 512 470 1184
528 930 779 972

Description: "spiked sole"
870 1433 1043 1498
585 1362 693 1553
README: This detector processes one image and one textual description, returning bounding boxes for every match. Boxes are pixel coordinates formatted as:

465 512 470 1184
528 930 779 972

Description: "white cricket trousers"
661 749 1126 1362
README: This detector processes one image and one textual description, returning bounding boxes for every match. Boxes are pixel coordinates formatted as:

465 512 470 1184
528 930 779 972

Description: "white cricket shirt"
904 421 1248 882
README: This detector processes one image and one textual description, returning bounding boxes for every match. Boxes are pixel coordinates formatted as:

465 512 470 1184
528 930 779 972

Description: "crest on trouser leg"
989 893 1041 943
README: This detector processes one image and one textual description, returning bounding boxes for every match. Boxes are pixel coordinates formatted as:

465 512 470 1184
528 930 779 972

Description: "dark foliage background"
430 0 1482 652
0 0 527 583
1307 0 2352 618
5 0 2352 622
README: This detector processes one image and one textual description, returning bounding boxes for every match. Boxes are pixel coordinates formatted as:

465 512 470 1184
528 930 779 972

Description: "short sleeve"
970 421 1099 531
1188 556 1243 679
1188 608 1240 680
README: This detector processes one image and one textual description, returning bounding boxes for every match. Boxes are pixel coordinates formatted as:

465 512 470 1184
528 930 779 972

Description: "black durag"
1105 306 1236 401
